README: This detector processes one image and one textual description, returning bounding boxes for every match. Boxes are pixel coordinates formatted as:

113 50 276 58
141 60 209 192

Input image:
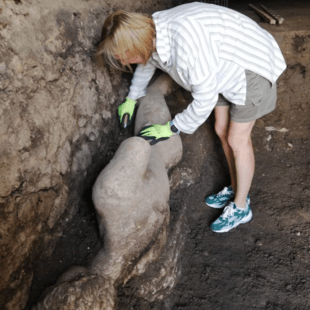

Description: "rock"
32 74 183 309
102 110 112 119
78 117 87 127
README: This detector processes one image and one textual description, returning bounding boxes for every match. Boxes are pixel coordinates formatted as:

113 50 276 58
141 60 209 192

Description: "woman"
97 2 286 233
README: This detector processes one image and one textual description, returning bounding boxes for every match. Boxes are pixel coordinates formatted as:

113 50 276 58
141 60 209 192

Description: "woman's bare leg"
214 106 236 191
227 120 256 209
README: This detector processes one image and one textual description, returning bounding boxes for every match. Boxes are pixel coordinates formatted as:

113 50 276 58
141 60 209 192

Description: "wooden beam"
248 4 276 25
260 5 284 25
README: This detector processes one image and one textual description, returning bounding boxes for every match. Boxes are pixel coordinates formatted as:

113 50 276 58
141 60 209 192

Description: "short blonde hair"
97 10 155 71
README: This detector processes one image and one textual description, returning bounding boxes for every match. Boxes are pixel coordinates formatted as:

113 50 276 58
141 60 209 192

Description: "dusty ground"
26 2 310 310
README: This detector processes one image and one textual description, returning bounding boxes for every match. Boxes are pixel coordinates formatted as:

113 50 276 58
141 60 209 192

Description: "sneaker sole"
205 201 227 209
211 209 253 233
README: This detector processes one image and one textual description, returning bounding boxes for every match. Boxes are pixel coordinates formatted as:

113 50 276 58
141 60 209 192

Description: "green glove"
138 121 175 145
118 97 137 129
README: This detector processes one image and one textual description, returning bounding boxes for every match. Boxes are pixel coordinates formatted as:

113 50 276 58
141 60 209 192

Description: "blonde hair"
96 10 155 71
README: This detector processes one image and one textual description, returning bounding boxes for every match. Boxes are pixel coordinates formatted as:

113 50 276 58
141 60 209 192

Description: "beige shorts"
216 70 277 123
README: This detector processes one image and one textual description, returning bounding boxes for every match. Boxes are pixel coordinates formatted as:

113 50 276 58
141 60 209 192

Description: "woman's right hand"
118 97 137 129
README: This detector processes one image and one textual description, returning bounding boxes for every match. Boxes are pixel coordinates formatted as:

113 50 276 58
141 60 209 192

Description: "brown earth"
26 2 310 310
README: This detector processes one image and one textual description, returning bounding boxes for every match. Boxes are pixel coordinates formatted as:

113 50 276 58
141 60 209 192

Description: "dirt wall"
0 0 171 309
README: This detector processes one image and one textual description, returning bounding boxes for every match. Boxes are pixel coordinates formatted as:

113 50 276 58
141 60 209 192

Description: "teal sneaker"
210 201 253 233
205 186 234 208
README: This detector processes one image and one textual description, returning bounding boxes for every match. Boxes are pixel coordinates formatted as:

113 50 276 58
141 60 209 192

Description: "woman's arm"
173 76 219 134
127 60 157 100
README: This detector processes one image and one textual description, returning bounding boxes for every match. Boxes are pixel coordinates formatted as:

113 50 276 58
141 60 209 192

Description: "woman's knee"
214 123 228 141
227 120 255 152
227 133 251 152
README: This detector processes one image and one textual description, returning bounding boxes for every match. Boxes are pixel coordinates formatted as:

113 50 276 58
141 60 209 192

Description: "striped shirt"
128 2 286 134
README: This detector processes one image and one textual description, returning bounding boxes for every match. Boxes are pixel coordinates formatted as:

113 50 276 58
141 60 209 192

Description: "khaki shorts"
216 70 277 123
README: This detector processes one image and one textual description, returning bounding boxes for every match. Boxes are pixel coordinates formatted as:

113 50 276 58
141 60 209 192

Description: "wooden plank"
260 5 284 25
248 4 276 25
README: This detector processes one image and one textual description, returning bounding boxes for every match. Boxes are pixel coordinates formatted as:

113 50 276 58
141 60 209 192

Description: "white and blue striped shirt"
128 2 286 134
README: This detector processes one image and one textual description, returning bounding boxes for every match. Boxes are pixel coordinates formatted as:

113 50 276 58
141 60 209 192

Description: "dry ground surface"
26 2 310 310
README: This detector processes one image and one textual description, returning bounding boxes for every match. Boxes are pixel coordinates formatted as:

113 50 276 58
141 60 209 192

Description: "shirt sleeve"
127 60 157 101
170 18 221 135
173 75 219 135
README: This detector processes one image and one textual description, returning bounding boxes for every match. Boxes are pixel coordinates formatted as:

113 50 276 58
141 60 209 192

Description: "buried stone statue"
32 74 184 310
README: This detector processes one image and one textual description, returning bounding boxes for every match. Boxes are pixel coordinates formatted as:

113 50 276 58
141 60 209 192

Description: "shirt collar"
152 13 171 67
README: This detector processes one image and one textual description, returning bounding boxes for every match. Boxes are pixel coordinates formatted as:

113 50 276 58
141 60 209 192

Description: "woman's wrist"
170 120 180 134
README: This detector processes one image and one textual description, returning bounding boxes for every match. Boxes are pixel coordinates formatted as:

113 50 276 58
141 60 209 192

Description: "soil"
26 2 310 310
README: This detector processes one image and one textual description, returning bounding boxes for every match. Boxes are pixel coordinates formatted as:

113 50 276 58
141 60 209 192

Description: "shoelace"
221 202 236 219
217 186 230 196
